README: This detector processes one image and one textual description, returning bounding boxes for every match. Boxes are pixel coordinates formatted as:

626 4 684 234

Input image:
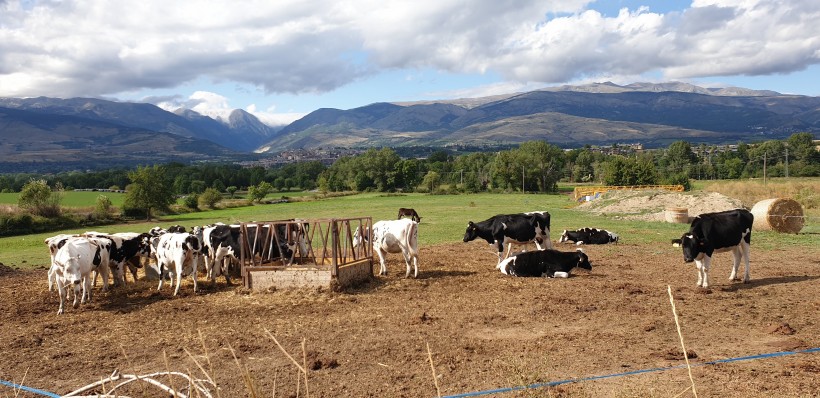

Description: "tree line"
2 132 818 202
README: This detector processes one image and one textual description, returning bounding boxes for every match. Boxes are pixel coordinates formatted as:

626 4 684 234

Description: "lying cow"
559 228 619 245
672 208 753 288
497 248 592 278
397 208 422 223
354 218 419 278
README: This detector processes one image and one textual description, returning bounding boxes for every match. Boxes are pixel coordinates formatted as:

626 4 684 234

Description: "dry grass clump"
701 179 820 210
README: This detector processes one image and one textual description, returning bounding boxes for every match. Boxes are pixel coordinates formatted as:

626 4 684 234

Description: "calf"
397 208 422 223
354 218 419 278
155 232 202 296
672 209 753 288
497 248 592 278
51 237 111 314
559 228 619 245
463 212 552 264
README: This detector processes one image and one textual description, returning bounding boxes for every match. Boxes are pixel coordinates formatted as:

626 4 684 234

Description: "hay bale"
751 198 804 234
665 207 689 223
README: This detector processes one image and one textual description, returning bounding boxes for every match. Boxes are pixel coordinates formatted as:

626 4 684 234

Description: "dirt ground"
1 238 820 398
577 190 745 222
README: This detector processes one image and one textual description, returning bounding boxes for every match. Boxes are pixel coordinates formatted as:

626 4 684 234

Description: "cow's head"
463 221 480 242
575 249 592 272
675 233 702 263
558 230 570 243
352 226 369 248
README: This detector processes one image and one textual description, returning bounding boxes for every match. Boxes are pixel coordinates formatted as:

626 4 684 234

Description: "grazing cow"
497 248 592 278
155 232 202 296
559 228 619 245
672 209 753 288
463 212 552 263
82 231 152 286
199 222 297 285
353 218 419 278
397 208 422 223
51 237 111 314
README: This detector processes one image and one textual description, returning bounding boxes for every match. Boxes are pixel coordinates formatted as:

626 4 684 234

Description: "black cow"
559 228 619 245
497 249 592 277
463 212 552 263
672 209 753 288
397 208 422 223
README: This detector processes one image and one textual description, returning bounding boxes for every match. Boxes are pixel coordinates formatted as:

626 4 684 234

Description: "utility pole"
785 148 789 178
763 152 767 185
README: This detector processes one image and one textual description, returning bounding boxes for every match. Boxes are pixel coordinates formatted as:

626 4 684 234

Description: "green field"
2 191 818 270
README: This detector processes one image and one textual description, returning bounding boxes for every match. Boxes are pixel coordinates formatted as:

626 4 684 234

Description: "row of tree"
2 134 818 203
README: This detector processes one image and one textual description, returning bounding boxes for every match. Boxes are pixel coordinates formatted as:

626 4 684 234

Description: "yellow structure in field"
573 185 685 201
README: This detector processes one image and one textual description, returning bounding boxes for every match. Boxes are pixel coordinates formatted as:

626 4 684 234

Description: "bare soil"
577 190 745 221
1 241 820 398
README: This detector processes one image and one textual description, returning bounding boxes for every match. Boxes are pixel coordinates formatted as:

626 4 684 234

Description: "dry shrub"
702 179 820 210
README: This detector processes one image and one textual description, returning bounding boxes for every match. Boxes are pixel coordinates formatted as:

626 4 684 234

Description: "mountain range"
1 81 819 172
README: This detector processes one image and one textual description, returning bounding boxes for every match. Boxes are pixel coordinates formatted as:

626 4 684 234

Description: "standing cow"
463 212 552 264
51 237 111 314
154 232 202 296
672 209 753 288
397 208 422 223
354 218 419 278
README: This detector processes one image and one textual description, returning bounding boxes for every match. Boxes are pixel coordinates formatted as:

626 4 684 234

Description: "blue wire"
0 378 60 398
442 347 820 398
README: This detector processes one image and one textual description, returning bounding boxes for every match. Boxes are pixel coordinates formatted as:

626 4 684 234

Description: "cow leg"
47 264 58 293
71 280 82 309
191 256 198 293
375 248 389 276
157 263 166 291
81 276 92 304
697 257 712 288
729 246 742 281
56 278 67 315
741 241 751 283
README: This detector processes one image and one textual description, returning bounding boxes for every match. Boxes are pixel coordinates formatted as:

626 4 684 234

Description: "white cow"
45 234 74 292
155 232 202 296
354 218 419 278
52 237 111 314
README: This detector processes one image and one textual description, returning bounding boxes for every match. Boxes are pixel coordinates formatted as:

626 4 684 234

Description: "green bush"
18 179 62 217
198 188 223 209
183 194 200 210
94 195 113 220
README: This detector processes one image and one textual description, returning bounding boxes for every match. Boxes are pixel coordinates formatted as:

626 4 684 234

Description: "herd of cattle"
44 206 754 315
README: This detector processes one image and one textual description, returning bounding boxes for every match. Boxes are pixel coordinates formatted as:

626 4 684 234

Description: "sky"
1 0 819 126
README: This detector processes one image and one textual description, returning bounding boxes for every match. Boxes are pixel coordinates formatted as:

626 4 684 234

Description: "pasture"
0 191 819 397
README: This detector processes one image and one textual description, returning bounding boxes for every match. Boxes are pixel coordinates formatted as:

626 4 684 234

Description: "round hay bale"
665 207 689 223
751 198 804 234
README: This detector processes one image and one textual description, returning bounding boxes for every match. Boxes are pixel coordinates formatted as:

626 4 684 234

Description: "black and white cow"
155 232 202 296
559 228 619 245
199 222 298 285
672 209 753 288
497 248 592 278
353 218 419 278
82 231 152 286
463 212 552 263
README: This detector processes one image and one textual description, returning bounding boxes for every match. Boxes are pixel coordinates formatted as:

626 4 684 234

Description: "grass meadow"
2 182 819 270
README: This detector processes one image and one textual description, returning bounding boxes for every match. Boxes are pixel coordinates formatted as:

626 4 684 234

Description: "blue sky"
2 0 819 126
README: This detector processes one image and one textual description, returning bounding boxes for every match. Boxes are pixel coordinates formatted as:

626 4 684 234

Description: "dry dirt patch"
577 189 744 221
1 242 819 397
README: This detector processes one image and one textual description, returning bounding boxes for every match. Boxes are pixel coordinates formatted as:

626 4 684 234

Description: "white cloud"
152 91 303 126
0 0 818 100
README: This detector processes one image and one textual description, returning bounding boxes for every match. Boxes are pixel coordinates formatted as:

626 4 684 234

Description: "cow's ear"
468 221 474 227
